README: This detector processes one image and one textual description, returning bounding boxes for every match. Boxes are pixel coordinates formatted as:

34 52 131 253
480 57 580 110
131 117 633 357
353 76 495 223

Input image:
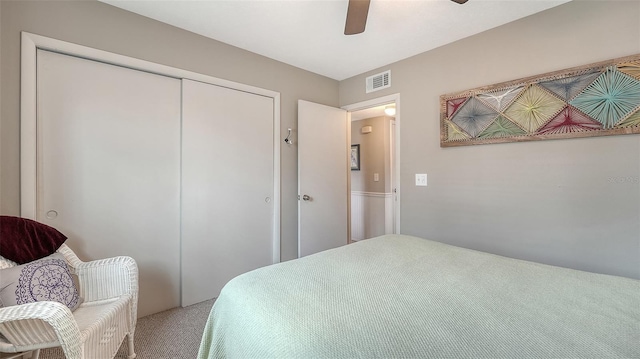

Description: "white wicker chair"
0 244 138 359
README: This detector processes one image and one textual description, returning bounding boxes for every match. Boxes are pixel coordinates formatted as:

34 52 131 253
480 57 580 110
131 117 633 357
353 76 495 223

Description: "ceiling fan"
345 0 469 35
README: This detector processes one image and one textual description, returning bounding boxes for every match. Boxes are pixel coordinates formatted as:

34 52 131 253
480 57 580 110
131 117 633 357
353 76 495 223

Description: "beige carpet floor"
38 299 215 359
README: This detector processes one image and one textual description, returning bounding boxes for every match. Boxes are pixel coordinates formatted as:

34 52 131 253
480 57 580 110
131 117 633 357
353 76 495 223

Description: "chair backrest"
0 256 17 270
1 245 73 269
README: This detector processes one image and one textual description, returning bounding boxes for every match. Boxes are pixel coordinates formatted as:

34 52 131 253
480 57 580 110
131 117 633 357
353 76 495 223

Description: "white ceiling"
100 0 569 81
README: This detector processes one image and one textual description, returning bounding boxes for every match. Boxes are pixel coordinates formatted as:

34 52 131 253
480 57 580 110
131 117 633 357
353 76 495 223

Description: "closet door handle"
302 194 311 201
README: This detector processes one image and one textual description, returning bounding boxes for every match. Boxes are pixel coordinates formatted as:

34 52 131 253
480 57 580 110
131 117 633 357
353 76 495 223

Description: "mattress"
197 234 640 358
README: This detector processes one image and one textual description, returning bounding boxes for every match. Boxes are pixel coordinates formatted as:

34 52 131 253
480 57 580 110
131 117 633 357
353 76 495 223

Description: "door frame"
342 93 401 235
20 31 282 263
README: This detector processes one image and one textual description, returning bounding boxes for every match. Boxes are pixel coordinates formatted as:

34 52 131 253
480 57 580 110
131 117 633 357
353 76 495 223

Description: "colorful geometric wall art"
440 54 640 147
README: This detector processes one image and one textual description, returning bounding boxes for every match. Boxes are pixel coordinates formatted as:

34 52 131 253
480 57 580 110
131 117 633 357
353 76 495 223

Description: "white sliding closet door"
36 50 181 317
181 79 275 306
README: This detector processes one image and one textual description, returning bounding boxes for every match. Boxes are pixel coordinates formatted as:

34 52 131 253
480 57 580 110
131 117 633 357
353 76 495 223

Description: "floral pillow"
0 253 82 311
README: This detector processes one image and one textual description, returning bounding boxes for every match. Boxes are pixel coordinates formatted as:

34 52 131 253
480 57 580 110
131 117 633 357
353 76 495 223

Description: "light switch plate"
374 173 379 182
416 174 427 186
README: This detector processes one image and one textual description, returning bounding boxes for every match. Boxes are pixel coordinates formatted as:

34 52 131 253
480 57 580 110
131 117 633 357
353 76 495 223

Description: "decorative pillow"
0 216 67 264
0 253 82 311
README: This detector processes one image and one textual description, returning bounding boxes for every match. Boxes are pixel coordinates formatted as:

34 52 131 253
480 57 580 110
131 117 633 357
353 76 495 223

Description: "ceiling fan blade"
451 0 469 3
344 0 370 35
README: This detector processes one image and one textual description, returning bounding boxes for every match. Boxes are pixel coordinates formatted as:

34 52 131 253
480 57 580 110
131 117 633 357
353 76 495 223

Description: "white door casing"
387 119 396 234
342 94 401 235
181 79 275 306
298 100 349 257
36 49 182 317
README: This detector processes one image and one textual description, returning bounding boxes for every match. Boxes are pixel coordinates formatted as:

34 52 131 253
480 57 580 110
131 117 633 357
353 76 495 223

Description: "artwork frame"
440 53 640 147
350 144 360 171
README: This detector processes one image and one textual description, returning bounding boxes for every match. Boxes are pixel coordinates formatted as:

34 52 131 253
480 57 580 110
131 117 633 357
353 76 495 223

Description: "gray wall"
2 0 638 279
0 1 3 211
351 116 391 193
0 0 339 261
340 0 640 279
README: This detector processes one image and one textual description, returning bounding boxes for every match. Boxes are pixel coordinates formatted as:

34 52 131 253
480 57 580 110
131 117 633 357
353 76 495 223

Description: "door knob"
302 194 311 201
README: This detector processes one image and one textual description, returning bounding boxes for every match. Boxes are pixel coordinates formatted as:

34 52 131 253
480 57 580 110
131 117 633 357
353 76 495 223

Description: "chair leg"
127 333 136 359
30 349 41 359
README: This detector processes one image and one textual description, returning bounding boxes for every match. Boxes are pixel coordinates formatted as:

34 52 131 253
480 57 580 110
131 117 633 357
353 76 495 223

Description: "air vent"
366 70 391 93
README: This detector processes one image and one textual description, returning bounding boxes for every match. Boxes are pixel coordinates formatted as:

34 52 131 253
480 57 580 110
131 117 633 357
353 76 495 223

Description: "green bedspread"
197 234 639 358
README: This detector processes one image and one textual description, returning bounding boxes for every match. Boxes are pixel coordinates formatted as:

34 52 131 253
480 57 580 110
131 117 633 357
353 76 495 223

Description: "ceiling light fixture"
384 106 396 116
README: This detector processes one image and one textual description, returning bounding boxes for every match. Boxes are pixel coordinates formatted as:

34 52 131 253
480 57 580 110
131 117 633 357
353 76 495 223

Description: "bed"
197 234 639 358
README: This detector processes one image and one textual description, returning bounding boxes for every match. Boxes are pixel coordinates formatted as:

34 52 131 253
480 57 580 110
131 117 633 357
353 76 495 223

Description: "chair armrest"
57 245 139 333
58 245 138 303
75 256 139 303
0 301 81 359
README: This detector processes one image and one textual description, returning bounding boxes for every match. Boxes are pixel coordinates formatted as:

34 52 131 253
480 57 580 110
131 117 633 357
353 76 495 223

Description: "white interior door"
181 79 275 306
36 50 181 317
298 100 349 257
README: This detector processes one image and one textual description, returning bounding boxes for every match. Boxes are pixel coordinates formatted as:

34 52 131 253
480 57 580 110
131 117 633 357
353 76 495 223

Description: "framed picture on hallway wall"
351 144 360 170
